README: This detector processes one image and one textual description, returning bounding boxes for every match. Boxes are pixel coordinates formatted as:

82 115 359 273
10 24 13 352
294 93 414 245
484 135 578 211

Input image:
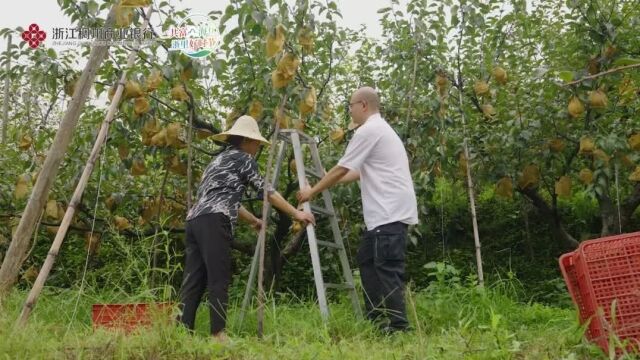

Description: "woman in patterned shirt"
178 115 315 342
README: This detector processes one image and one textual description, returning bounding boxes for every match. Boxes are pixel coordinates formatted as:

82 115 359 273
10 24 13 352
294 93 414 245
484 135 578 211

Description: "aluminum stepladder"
238 129 361 325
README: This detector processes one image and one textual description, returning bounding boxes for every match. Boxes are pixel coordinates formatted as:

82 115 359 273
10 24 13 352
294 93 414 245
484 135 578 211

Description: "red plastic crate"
560 231 640 353
92 303 174 332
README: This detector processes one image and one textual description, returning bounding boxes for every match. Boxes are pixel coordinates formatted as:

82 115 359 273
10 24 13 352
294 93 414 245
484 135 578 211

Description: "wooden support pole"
14 6 154 327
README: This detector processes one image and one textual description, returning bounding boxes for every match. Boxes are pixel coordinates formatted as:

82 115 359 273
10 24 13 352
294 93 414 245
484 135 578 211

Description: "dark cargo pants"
356 221 409 330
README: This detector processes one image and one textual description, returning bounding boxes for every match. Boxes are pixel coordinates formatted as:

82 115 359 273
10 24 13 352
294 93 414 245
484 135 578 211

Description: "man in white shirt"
297 87 418 333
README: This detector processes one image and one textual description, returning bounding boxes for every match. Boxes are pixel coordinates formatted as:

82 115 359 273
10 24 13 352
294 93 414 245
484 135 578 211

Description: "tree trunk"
596 191 617 237
518 187 579 249
0 10 116 297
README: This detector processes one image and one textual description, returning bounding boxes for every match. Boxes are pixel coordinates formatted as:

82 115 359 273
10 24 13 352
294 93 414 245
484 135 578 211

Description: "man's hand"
251 218 264 232
294 209 316 226
296 185 314 203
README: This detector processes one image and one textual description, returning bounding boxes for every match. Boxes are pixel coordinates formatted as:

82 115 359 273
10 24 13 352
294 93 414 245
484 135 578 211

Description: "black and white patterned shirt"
186 147 272 226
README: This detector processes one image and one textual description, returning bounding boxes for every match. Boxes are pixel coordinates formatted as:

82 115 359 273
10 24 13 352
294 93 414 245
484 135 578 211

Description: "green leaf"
558 71 573 83
612 58 640 67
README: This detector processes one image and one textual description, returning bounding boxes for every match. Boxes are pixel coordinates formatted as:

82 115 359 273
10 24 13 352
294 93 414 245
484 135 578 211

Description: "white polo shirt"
337 113 419 230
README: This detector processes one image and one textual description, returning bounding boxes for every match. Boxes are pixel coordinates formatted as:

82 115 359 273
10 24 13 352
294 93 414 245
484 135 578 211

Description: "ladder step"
316 240 343 250
306 168 324 179
324 282 355 290
310 204 335 217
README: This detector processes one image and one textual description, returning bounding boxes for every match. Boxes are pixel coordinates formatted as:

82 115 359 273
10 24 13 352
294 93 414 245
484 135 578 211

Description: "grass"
0 274 616 360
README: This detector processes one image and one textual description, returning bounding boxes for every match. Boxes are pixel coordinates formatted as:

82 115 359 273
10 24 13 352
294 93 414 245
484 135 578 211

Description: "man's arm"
337 169 360 184
297 165 350 202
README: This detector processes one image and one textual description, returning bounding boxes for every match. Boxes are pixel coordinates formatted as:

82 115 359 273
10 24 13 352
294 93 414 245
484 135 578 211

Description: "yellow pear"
579 168 593 185
492 67 508 85
568 96 584 118
548 139 565 153
518 164 540 189
133 96 150 115
579 137 595 155
266 24 286 58
330 128 345 144
473 81 489 96
131 159 146 176
588 89 608 109
14 174 30 200
114 216 132 231
18 133 32 151
555 176 572 198
144 70 163 92
299 87 317 116
495 177 513 198
124 80 143 99
170 84 189 102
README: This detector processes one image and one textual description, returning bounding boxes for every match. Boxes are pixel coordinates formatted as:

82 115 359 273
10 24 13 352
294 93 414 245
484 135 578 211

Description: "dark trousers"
356 221 409 330
178 213 232 335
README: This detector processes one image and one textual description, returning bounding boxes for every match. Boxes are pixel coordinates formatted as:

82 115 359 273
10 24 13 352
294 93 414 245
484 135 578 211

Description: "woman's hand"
294 210 316 226
251 218 264 232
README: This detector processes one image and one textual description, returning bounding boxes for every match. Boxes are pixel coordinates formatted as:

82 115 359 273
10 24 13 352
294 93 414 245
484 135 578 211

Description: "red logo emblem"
21 24 47 49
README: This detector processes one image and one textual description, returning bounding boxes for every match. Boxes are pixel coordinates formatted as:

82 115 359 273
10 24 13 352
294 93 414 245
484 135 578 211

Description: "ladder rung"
306 168 324 179
310 204 334 217
316 240 343 250
324 283 355 290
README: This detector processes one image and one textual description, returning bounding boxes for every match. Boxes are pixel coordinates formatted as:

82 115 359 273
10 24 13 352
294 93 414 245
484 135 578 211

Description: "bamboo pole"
2 35 11 144
15 6 154 327
256 94 286 338
0 10 118 296
458 90 485 287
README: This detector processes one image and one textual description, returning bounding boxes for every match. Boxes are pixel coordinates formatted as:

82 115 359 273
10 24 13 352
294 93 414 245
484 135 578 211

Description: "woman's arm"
239 206 262 231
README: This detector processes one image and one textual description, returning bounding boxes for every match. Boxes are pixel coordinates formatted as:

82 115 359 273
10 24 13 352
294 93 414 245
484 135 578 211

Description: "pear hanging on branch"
14 174 30 200
133 96 150 115
298 87 317 116
266 24 286 58
629 134 640 151
131 158 147 176
330 128 345 144
120 0 151 6
548 138 565 153
492 66 508 85
481 103 496 119
114 216 132 231
555 176 572 198
124 80 144 99
579 137 595 155
18 133 32 151
297 26 314 53
518 164 540 190
568 96 584 118
115 4 134 27
495 177 513 199
144 70 163 92
171 84 189 102
274 107 290 128
248 100 263 120
579 168 593 185
473 80 489 96
629 166 640 182
588 89 608 109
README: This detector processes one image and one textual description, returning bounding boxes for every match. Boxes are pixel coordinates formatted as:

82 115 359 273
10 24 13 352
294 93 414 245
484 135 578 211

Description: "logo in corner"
22 24 47 49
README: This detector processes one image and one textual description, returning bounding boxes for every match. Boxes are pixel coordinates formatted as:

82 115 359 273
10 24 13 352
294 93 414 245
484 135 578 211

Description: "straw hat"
212 115 270 145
